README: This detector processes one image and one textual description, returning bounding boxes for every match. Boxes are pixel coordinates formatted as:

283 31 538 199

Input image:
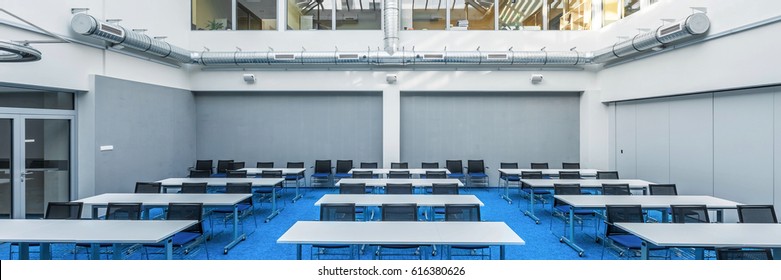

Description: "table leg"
297 244 303 260
92 205 98 219
266 184 283 222
640 241 649 260
522 186 541 224
716 210 724 223
165 238 173 260
500 245 506 260
662 209 669 223
19 243 30 260
223 204 247 254
500 176 512 204
559 207 585 257
292 173 304 203
40 243 52 260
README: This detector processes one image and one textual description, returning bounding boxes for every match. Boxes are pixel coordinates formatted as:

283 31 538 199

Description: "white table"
315 194 484 207
497 169 600 203
615 223 781 260
157 177 285 222
518 179 656 224
0 219 195 260
277 221 525 260
237 168 307 202
553 195 742 257
348 168 451 176
74 193 252 254
335 178 464 189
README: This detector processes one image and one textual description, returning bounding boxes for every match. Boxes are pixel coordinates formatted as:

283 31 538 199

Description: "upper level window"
0 86 74 110
288 0 335 30
192 0 232 30
603 0 639 26
401 0 446 30
548 0 592 30
192 0 277 30
237 0 278 30
335 0 381 30
450 0 495 30
498 0 544 31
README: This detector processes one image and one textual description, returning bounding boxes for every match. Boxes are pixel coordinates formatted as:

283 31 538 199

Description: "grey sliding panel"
635 100 670 183
615 103 637 178
714 88 774 211
194 92 382 174
774 88 781 219
668 94 714 196
400 91 580 184
94 76 196 193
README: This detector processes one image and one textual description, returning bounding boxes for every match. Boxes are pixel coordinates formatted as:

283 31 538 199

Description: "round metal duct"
0 40 42 62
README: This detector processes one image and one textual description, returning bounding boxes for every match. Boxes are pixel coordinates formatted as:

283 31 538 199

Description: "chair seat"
501 175 520 181
452 245 489 250
334 173 352 179
448 173 465 178
312 173 331 178
554 206 594 215
468 173 488 178
522 189 551 195
212 203 253 213
313 244 350 249
284 175 304 180
609 234 642 249
254 186 281 194
210 173 227 178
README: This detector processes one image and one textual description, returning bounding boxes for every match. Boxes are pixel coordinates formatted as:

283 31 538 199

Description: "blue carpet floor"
0 187 682 260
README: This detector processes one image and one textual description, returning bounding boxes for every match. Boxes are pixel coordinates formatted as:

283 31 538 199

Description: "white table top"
499 169 600 176
553 195 742 209
277 221 525 246
520 179 654 189
615 223 781 248
237 168 306 175
315 194 484 207
0 219 195 243
74 193 252 207
335 178 464 187
348 168 451 175
157 177 283 186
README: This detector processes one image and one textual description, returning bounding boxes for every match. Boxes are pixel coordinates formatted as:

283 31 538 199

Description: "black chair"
530 162 549 169
558 171 581 179
445 160 465 182
284 162 306 189
562 162 580 169
135 182 161 193
256 162 274 168
145 203 209 260
376 204 422 260
339 183 366 194
226 170 247 178
431 183 458 220
351 170 374 179
444 204 490 259
520 171 550 207
180 182 208 193
194 160 213 174
229 161 245 170
737 205 778 223
716 248 774 260
550 184 596 234
385 183 413 194
255 171 284 206
596 171 619 179
390 162 408 169
360 162 378 168
212 183 256 234
11 202 84 259
602 205 667 259
311 160 333 189
499 162 520 190
312 203 357 259
425 171 447 179
215 160 234 177
602 184 631 195
75 203 142 259
189 170 211 178
421 162 439 169
649 184 678 195
388 170 411 179
334 160 353 181
466 160 489 190
671 205 710 223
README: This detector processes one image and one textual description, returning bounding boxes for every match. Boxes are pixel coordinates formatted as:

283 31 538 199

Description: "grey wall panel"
714 88 774 207
94 76 196 193
615 103 637 178
400 92 580 184
194 92 383 171
774 89 781 218
668 94 714 196
635 100 670 183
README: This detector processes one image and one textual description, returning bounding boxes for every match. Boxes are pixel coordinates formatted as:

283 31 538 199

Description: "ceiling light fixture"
0 40 42 62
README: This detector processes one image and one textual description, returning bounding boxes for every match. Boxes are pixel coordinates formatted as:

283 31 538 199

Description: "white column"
382 86 401 168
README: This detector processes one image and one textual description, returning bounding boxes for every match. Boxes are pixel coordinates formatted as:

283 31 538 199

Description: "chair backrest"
558 171 581 179
256 162 274 168
553 184 581 207
339 183 366 194
467 160 485 173
287 162 304 168
421 162 439 169
320 203 356 221
390 162 408 169
360 162 378 168
596 171 619 179
314 160 332 174
351 171 374 179
388 170 411 179
520 171 543 179
261 170 283 178
737 205 778 223
230 161 245 170
716 248 774 260
381 203 418 221
602 184 630 195
605 205 644 236
444 204 481 221
530 162 549 169
189 170 211 178
335 160 353 173
671 205 710 223
180 182 208 193
432 183 459 195
562 162 580 169
445 160 463 174
106 202 142 220
425 171 447 179
135 182 162 193
45 202 83 219
225 182 253 205
649 184 678 195
385 183 413 194
500 162 518 169
226 170 247 178
195 160 213 172
167 203 204 234
216 160 234 173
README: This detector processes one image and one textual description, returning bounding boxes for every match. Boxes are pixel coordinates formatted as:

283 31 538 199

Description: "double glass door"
0 116 73 219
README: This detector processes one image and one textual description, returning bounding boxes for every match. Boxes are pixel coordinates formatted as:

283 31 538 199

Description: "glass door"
0 118 11 219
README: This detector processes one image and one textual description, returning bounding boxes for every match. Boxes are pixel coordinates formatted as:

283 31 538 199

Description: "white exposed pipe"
383 0 400 55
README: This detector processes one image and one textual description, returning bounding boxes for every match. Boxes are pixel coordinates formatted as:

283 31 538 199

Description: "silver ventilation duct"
592 13 710 64
383 0 400 55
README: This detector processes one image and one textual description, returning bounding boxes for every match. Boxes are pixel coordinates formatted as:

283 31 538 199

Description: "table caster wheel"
578 252 585 257
535 221 540 224
559 238 564 243
223 249 228 254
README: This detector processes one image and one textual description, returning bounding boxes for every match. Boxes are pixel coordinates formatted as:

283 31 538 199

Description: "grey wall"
194 91 383 170
613 85 781 220
93 76 196 193
400 91 581 184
